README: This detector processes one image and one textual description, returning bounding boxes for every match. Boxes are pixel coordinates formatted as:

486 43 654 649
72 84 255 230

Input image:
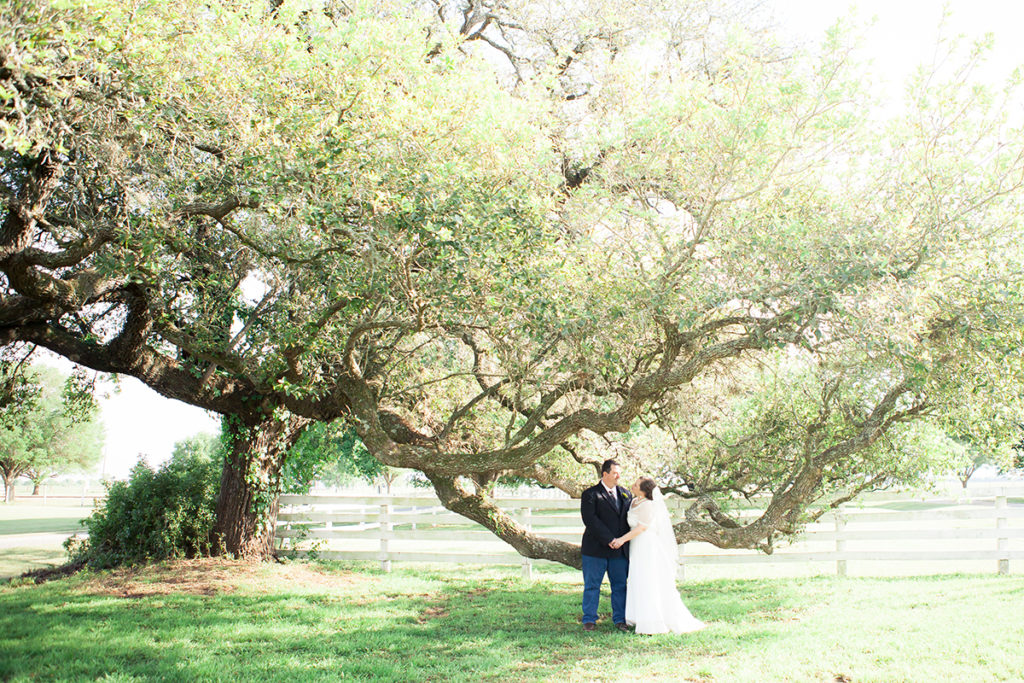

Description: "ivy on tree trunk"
213 415 309 558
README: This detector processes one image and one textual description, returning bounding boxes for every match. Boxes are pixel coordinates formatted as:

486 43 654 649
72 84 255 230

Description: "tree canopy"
2 0 1023 562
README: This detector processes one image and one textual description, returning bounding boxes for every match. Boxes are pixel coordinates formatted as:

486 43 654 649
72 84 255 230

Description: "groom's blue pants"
581 554 628 625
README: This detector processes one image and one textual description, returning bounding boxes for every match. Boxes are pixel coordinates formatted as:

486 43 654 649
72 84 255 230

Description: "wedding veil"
650 487 680 565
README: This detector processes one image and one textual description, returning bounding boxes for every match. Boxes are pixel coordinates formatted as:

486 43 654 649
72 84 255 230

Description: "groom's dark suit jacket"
580 482 632 559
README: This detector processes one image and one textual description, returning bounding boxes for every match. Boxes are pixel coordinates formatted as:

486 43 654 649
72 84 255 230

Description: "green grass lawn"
0 503 92 535
0 503 91 579
2 560 1022 682
0 515 86 535
0 547 69 579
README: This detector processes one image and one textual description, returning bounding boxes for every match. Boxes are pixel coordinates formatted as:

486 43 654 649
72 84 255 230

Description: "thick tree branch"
511 461 586 498
0 322 257 416
670 378 924 552
176 195 260 222
428 472 583 568
21 228 115 269
0 152 64 261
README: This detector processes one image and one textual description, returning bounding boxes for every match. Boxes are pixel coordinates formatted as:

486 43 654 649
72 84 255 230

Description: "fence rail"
277 483 1024 577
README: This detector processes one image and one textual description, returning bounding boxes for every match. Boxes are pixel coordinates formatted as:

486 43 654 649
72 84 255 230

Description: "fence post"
835 512 847 577
380 502 392 573
677 542 685 581
519 506 533 581
996 491 1009 576
279 517 290 551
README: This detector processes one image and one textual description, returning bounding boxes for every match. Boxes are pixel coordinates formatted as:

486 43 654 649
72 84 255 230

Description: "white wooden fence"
276 483 1024 577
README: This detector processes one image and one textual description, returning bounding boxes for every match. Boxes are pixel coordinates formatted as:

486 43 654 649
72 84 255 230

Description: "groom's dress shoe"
582 623 596 632
615 623 631 633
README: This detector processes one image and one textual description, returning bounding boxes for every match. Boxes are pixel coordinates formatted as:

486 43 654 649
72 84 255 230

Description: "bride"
610 477 705 635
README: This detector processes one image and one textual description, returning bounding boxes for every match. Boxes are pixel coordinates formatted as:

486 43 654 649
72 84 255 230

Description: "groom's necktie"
609 488 619 512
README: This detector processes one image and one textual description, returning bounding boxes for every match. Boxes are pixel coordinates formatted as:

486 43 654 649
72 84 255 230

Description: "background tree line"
0 346 103 502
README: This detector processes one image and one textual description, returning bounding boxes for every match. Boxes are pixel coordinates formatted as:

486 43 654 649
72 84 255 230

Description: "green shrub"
67 451 221 568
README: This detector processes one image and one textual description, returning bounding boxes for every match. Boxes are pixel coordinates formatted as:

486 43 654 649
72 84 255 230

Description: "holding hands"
609 537 625 550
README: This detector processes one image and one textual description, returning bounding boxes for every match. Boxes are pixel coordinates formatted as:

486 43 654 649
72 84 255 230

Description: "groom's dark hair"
601 459 619 474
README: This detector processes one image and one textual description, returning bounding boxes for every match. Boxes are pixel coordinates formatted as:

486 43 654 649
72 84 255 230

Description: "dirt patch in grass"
77 558 374 598
415 586 494 623
418 603 450 623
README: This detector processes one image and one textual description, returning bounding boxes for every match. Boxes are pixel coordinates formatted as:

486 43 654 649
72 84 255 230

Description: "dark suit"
580 482 632 625
581 483 632 558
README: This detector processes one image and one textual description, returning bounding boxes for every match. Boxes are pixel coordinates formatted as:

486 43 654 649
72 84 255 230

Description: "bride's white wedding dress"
625 491 705 635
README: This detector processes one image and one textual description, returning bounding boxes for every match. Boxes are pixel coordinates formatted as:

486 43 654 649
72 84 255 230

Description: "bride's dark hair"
638 477 657 499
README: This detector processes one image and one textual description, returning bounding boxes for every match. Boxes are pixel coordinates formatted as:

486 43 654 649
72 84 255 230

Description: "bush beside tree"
68 450 221 568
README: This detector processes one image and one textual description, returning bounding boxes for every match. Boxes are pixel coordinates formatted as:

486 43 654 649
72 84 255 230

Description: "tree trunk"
3 478 12 503
959 466 976 489
31 481 41 496
212 415 309 558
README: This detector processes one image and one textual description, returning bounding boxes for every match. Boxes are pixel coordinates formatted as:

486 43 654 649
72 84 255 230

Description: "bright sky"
37 356 220 480
776 0 1024 85
40 0 1024 481
96 376 221 478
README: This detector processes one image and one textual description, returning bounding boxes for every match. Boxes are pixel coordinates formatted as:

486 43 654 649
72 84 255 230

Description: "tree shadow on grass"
0 571 819 682
0 547 67 581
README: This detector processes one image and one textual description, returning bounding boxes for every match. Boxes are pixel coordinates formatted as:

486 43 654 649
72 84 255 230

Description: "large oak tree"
2 0 1022 563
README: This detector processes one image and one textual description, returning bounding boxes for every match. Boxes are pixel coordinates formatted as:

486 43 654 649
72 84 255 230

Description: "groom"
580 459 632 632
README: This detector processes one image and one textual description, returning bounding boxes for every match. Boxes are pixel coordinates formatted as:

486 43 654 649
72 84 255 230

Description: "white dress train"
624 493 705 635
